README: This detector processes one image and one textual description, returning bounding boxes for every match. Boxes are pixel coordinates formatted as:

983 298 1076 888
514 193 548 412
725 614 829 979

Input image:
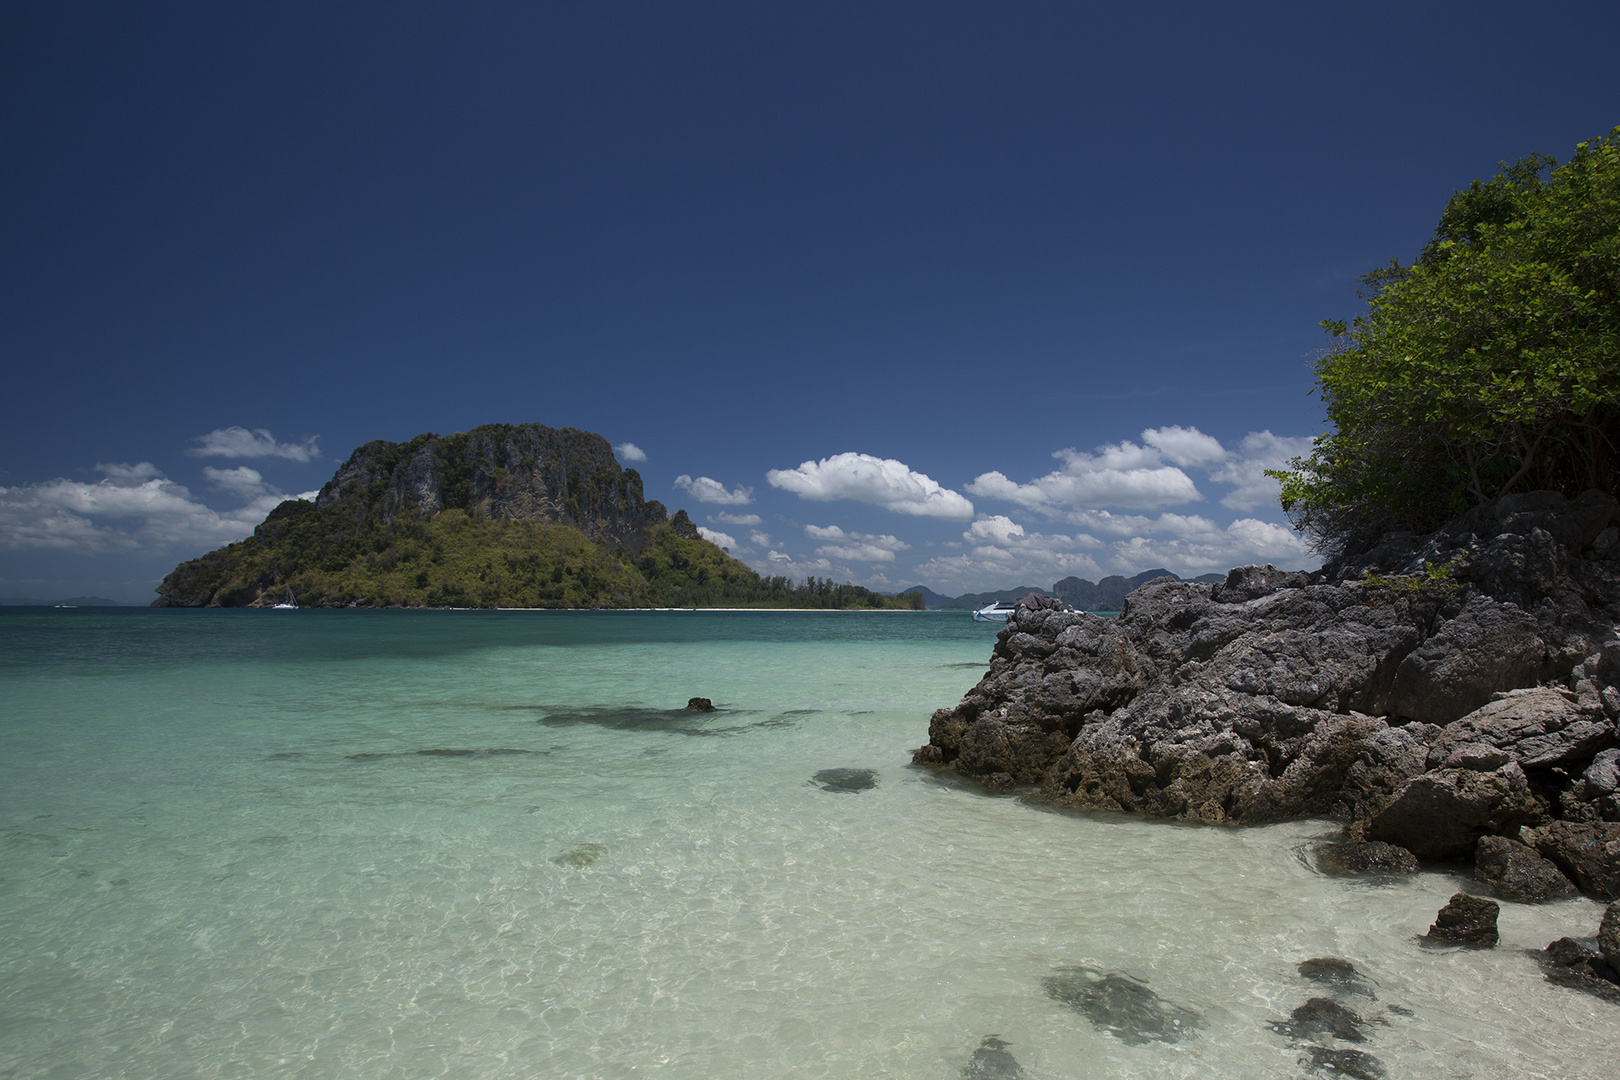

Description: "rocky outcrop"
914 490 1620 895
314 424 668 553
1473 836 1577 902
1425 893 1500 947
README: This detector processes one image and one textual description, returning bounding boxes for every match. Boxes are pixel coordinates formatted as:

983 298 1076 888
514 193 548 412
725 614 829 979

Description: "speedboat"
972 600 1017 622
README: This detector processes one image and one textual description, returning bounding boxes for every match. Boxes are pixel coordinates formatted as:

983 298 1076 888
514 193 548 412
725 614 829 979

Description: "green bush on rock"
1272 128 1620 559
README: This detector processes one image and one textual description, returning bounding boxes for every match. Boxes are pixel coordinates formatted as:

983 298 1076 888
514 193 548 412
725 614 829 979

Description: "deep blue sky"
4 2 1617 601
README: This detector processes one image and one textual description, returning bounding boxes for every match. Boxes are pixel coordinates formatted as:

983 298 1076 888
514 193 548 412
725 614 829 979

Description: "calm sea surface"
1 608 1614 1079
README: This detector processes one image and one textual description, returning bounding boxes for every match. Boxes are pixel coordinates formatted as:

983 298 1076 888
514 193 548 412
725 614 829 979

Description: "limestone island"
152 423 919 610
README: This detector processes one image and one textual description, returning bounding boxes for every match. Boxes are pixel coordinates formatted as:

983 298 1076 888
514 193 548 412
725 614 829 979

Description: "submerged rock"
1302 1045 1385 1079
812 768 877 793
1298 957 1375 998
1270 996 1370 1042
684 697 715 712
961 1035 1025 1080
1425 893 1500 947
1537 936 1620 1004
1473 835 1577 901
1041 967 1199 1045
1316 841 1419 876
552 842 608 868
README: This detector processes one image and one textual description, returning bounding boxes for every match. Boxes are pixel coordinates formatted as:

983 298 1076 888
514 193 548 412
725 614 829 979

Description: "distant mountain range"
898 568 1227 611
0 596 134 606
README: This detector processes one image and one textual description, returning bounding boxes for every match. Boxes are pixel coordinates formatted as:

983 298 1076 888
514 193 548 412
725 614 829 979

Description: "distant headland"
152 423 918 610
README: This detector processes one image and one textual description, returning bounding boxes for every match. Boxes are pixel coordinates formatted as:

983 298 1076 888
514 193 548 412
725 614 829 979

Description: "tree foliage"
156 500 923 610
1272 127 1620 558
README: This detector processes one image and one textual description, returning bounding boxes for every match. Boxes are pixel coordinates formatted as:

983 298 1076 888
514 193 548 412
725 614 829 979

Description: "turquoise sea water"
1 608 1614 1079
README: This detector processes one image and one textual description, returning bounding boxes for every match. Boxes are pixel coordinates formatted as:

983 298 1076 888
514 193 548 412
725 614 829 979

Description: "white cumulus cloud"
615 442 647 462
187 427 320 462
803 523 911 563
968 438 1202 512
1143 425 1229 467
0 463 313 556
766 452 974 520
696 526 737 549
674 474 754 505
1209 431 1316 511
711 511 761 525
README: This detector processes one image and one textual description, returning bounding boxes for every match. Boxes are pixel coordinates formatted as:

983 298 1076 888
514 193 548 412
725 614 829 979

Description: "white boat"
971 600 1018 622
272 587 298 610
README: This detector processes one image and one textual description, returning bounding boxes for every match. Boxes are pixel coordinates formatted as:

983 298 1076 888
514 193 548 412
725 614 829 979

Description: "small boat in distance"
971 600 1018 622
272 587 298 610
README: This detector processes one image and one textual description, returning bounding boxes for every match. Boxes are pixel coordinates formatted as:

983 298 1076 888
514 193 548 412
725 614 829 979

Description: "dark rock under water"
1041 967 1199 1045
1270 996 1371 1042
1298 957 1375 998
813 768 877 793
345 748 542 759
552 843 608 868
1303 1045 1385 1079
535 705 798 737
961 1035 1024 1079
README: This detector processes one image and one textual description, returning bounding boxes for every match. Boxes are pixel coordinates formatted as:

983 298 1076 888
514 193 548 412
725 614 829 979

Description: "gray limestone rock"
1427 688 1616 770
1473 835 1577 902
1367 763 1549 860
1386 597 1545 724
1521 821 1620 899
910 491 1620 893
1602 902 1620 971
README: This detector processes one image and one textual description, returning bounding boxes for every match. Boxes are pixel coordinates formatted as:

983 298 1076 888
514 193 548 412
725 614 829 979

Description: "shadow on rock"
812 768 876 793
1042 967 1199 1045
961 1035 1025 1079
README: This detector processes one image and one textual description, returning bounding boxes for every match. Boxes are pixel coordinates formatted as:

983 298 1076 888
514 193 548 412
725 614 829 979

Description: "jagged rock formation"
312 424 668 553
914 490 1620 897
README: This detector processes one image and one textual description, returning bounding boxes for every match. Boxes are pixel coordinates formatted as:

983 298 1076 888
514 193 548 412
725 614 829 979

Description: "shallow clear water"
1 608 1614 1079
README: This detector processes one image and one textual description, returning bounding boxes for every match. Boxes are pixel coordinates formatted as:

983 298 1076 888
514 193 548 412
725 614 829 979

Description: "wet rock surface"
683 697 714 712
1473 835 1578 901
1425 893 1500 947
960 1035 1025 1080
1316 840 1419 876
1537 936 1620 1004
1041 967 1199 1045
812 768 877 793
913 490 1620 897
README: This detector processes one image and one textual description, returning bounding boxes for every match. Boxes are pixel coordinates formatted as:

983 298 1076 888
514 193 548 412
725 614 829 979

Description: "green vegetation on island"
1273 127 1620 557
154 423 920 610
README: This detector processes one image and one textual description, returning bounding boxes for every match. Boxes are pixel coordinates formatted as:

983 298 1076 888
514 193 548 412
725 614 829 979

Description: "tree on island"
1272 127 1620 558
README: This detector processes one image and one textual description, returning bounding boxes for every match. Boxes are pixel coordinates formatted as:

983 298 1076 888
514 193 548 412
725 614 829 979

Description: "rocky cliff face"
915 490 1620 896
314 423 668 554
